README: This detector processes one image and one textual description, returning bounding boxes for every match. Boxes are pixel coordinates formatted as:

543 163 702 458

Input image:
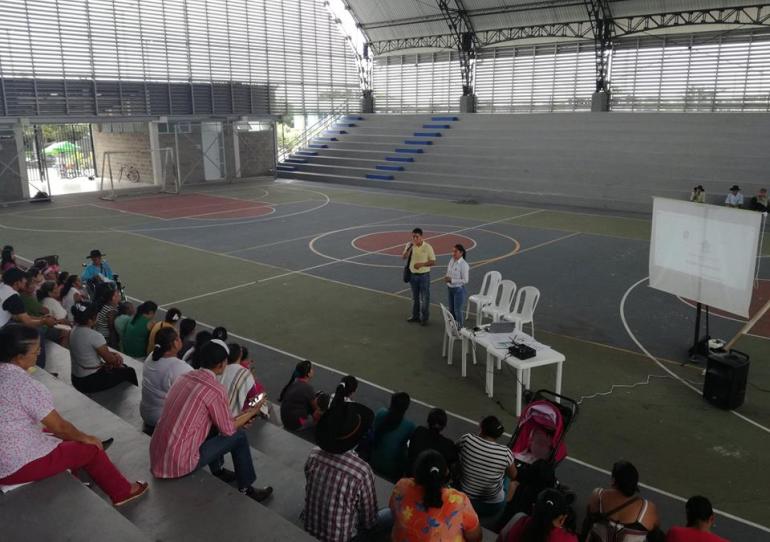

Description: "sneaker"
241 485 273 502
421 320 429 326
407 317 420 323
114 481 149 507
213 468 237 483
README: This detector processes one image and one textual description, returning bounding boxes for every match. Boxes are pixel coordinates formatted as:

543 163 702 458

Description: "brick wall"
92 124 154 185
238 128 274 178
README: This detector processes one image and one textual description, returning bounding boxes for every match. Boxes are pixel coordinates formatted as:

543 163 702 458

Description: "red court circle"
352 230 477 256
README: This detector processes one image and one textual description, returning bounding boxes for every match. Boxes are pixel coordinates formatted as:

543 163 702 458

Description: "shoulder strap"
602 495 641 519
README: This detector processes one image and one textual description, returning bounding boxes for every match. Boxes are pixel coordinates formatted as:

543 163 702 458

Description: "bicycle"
117 163 141 183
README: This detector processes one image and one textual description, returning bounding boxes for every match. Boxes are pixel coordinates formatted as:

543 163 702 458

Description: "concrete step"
34 366 316 542
1 473 150 542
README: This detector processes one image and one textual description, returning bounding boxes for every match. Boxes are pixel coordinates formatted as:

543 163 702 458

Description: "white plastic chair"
503 285 540 337
440 303 462 365
466 271 502 326
481 279 517 323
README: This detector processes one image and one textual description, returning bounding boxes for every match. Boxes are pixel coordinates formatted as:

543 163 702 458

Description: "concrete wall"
238 128 275 178
0 125 26 202
92 124 154 184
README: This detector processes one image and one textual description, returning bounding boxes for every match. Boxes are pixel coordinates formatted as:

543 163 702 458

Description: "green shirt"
122 315 152 357
21 293 44 317
371 408 416 480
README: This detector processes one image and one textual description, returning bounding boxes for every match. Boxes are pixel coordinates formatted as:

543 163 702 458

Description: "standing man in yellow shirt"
402 228 436 326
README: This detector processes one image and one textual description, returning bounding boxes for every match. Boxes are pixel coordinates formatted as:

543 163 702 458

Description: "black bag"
402 244 413 283
580 495 640 542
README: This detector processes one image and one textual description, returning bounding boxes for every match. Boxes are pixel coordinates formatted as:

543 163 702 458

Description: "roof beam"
437 0 479 95
368 4 770 55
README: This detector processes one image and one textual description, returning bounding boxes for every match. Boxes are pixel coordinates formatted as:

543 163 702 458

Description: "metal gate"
22 123 96 197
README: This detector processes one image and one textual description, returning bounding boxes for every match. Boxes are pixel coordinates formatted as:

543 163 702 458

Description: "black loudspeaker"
703 350 749 410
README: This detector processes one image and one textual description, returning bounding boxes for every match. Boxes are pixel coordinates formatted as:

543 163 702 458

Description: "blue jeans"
447 286 467 327
410 272 431 322
197 430 256 490
351 508 393 541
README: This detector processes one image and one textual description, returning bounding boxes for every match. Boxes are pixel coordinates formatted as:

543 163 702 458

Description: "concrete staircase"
277 113 770 213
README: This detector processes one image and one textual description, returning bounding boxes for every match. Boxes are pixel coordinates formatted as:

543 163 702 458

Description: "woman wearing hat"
497 488 577 542
82 249 115 283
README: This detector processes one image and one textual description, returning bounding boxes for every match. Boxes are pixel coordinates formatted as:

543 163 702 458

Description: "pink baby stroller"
509 389 577 466
495 390 579 532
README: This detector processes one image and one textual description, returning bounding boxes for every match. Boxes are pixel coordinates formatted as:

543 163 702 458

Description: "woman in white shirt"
444 244 470 327
37 281 69 322
61 275 86 315
140 327 192 432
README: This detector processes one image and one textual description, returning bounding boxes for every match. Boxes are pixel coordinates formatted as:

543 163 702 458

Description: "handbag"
402 244 413 283
580 495 640 542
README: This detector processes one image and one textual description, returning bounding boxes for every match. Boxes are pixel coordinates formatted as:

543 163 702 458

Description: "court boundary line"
258 210 541 284
620 276 770 437
126 292 769 534
309 223 519 270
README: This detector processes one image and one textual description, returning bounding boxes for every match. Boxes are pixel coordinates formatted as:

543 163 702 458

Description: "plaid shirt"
303 448 378 542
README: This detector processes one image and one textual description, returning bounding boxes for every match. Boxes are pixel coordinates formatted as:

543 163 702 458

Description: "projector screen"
649 197 762 318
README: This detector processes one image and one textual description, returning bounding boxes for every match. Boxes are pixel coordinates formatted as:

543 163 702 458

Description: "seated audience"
724 185 743 208
749 188 769 213
372 391 415 480
122 301 158 357
147 307 182 355
22 276 69 348
666 496 728 542
583 461 660 541
689 185 705 204
94 282 121 348
213 326 228 341
38 280 70 322
114 301 134 350
304 387 386 542
182 329 213 366
69 303 138 393
140 327 192 432
333 374 358 403
177 317 197 359
81 249 114 283
149 340 272 502
61 275 86 314
391 449 481 542
498 488 577 542
457 416 517 520
1 245 19 272
407 408 459 477
219 343 261 416
1 268 56 367
0 324 148 505
279 360 321 431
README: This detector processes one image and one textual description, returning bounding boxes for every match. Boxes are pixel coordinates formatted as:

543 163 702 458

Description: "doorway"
201 121 225 181
22 123 96 197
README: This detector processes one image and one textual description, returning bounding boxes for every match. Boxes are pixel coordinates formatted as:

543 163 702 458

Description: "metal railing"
277 109 350 163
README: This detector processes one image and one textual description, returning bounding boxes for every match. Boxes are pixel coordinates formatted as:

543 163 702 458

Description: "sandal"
114 481 149 507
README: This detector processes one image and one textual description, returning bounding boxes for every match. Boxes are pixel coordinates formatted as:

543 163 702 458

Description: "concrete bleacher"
4 339 495 541
277 113 770 213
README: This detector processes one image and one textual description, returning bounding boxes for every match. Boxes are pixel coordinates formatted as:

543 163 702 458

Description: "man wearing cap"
81 250 115 283
303 395 388 542
724 185 744 208
0 268 57 367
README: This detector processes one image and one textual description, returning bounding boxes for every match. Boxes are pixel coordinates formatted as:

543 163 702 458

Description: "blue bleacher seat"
395 148 424 154
431 116 459 121
403 140 432 145
422 124 451 129
414 132 442 137
366 173 394 180
385 156 415 162
376 164 404 171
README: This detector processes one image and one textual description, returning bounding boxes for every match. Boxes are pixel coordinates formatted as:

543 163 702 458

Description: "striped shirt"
303 448 378 542
149 369 236 479
94 304 116 341
456 433 514 502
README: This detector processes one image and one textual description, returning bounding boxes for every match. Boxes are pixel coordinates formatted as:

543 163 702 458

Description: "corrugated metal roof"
346 0 769 50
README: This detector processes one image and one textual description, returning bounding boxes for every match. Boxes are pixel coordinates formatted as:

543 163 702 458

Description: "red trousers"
0 441 132 503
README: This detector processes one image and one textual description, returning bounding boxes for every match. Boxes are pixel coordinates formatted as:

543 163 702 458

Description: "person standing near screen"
725 185 744 208
445 244 470 327
403 228 435 326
